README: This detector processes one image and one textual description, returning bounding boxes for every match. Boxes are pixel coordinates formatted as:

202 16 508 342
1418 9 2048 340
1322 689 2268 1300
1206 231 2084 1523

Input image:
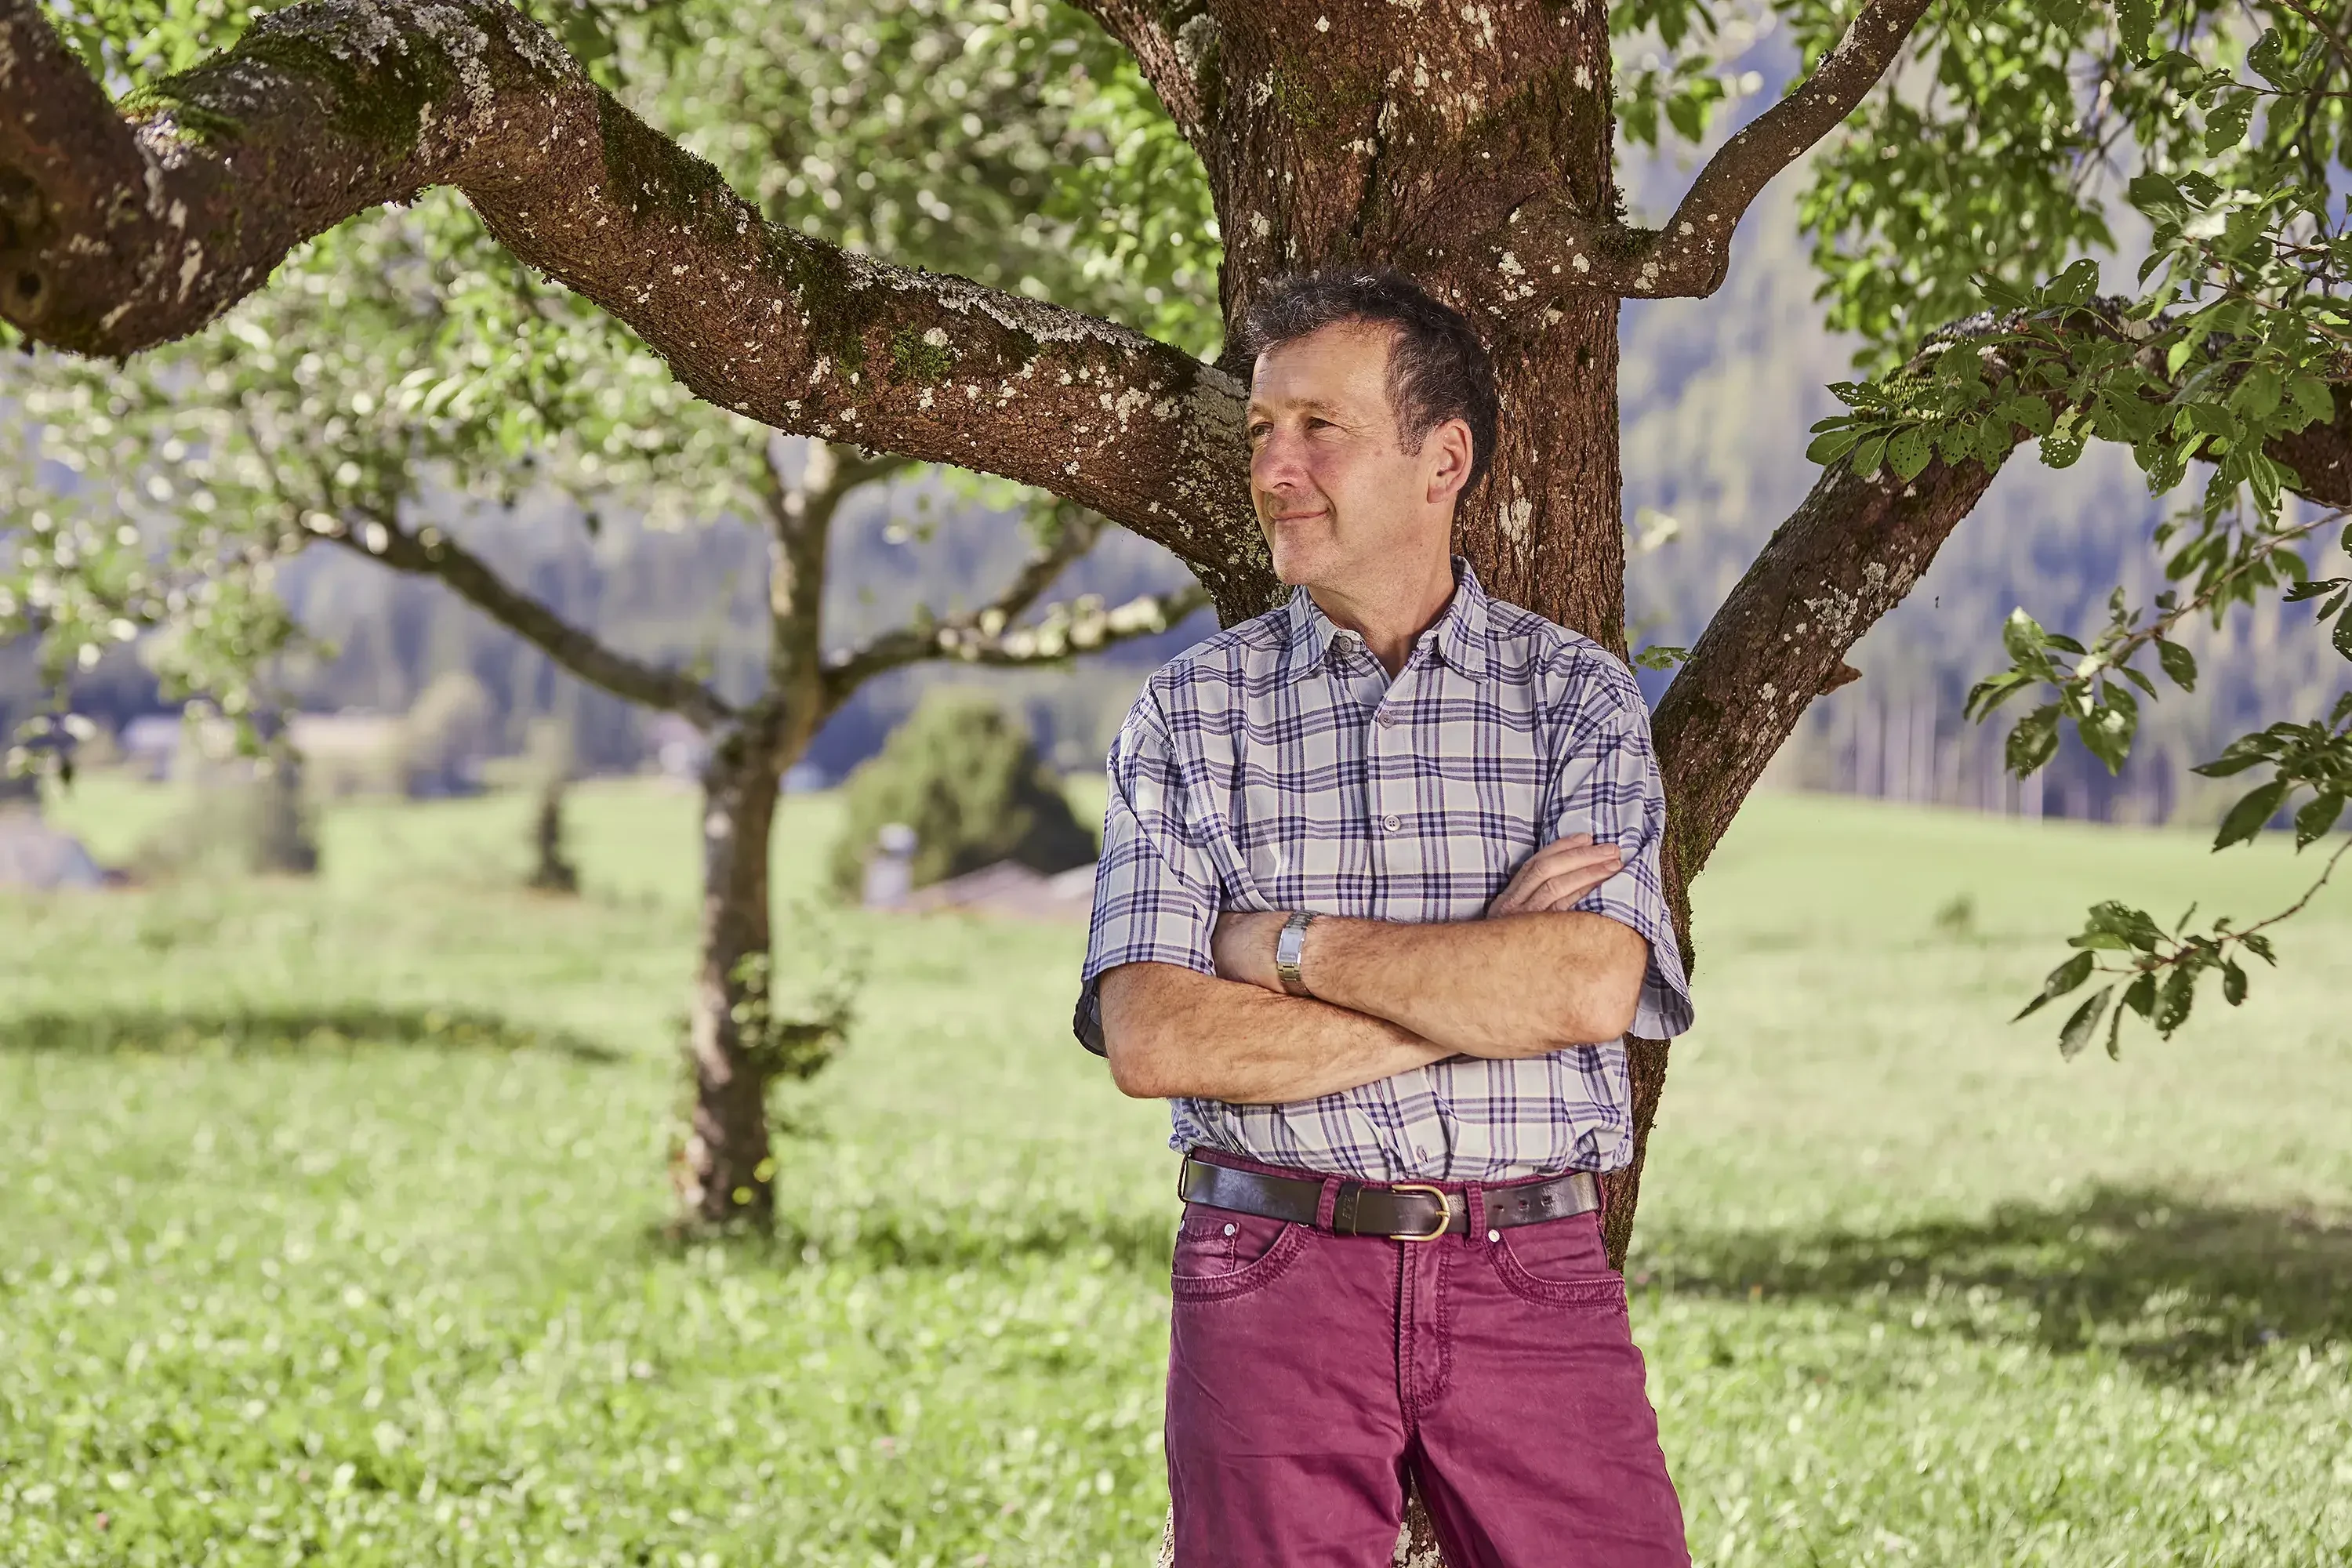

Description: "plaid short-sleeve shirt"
1076 560 1693 1183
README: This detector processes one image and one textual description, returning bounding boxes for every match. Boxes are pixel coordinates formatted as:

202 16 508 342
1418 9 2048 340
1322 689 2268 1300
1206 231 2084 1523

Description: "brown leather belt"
1178 1156 1600 1242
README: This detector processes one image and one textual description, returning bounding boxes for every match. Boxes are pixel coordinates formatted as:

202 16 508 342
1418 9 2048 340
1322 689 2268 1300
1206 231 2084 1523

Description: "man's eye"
1247 424 1271 443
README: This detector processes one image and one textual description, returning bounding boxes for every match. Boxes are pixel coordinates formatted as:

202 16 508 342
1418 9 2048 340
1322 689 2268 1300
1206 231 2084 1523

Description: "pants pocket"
1172 1208 1311 1303
1488 1212 1628 1309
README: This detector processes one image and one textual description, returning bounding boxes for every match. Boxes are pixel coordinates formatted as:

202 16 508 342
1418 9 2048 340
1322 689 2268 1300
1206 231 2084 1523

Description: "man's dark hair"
1242 268 1501 499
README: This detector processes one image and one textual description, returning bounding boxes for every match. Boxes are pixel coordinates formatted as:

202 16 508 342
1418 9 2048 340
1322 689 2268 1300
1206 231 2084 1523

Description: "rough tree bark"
681 708 790 1225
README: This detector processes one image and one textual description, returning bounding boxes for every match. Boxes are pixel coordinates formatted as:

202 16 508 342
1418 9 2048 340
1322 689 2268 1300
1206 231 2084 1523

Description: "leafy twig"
2019 829 2351 1059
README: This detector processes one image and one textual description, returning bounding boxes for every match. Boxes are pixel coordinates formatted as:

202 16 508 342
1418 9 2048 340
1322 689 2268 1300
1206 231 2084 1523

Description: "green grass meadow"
3 779 2350 1566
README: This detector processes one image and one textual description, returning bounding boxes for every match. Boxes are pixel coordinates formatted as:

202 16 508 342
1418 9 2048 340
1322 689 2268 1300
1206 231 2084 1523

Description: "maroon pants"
1165 1152 1689 1566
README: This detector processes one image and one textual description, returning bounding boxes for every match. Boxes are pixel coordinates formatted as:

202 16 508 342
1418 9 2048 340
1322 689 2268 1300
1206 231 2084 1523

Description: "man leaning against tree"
1076 268 1695 1566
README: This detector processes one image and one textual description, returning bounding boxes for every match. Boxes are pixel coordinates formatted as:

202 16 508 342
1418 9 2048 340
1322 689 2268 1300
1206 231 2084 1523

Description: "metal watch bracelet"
1274 910 1318 998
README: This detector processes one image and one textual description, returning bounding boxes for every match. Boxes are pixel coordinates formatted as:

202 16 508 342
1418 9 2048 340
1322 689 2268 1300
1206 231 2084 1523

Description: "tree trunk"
1187 1 1639 1556
675 717 787 1229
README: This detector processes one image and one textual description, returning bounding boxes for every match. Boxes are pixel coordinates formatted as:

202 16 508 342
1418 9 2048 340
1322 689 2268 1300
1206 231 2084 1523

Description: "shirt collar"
1280 556 1490 686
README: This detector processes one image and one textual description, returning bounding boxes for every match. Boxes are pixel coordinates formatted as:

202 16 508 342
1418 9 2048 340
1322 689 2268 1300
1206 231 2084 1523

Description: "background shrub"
826 692 1095 899
132 755 320 880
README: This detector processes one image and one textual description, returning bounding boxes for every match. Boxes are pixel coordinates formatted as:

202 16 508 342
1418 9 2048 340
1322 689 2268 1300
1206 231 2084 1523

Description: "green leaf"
2245 27 2293 90
2221 960 2248 1007
1887 426 1933 482
2046 257 2100 307
2154 964 2196 1036
2126 171 2186 219
1996 397 2054 437
2057 985 2113 1061
1806 426 1864 466
2006 704 2063 775
2194 732 2279 776
2294 791 2345 848
2016 949 2097 1020
2079 691 2139 775
2001 608 2050 665
2336 606 2352 663
2076 899 2166 953
1850 432 1889 477
1976 274 2035 314
1965 670 2034 720
2214 779 2289 850
2155 638 2197 691
2286 375 2336 429
2229 364 2281 421
2203 87 2256 155
2122 970 2158 1019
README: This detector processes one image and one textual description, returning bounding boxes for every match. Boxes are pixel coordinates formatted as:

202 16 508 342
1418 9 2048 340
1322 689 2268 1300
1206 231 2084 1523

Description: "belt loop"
1314 1175 1342 1234
1464 1181 1489 1242
1592 1168 1609 1225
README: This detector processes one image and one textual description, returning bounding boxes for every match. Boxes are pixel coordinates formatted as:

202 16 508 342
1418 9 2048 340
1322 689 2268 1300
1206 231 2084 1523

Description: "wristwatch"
1274 910 1318 998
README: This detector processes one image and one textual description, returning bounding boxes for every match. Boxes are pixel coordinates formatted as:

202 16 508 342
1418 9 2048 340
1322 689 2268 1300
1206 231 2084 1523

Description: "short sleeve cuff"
1576 869 1693 1040
1073 939 1219 1056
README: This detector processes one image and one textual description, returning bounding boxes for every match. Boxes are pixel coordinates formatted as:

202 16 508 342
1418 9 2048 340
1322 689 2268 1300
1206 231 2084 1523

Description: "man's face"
1247 322 1461 592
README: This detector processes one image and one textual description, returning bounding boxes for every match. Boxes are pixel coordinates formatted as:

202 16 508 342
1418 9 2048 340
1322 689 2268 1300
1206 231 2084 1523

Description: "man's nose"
1251 429 1309 496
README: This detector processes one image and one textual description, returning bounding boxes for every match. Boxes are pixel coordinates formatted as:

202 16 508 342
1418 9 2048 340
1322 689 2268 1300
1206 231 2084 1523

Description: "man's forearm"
1098 962 1450 1103
1273 912 1645 1057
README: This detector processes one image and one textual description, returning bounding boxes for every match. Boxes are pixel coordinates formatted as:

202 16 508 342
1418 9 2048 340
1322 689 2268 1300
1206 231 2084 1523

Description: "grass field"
4 778 2350 1566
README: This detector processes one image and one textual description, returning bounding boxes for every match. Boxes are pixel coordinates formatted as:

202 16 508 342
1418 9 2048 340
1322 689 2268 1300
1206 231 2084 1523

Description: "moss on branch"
594 87 740 243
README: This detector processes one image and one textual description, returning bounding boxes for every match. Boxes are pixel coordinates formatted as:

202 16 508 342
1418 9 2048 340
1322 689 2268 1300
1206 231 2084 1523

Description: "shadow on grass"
648 1202 1177 1279
1646 1183 2352 1379
0 1005 619 1063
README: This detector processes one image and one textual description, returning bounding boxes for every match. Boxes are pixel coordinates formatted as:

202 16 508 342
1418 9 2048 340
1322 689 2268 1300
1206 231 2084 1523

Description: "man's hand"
1210 909 1287 990
1485 833 1624 920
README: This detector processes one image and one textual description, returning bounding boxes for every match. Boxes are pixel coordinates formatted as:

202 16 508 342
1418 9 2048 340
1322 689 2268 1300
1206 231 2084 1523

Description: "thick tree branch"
2269 384 2352 507
1653 456 2001 882
0 0 1270 612
1470 0 1934 307
1065 0 1207 143
321 513 736 729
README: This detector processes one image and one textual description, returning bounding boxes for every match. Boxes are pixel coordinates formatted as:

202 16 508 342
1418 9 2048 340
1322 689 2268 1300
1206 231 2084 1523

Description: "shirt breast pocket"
1234 782 1352 910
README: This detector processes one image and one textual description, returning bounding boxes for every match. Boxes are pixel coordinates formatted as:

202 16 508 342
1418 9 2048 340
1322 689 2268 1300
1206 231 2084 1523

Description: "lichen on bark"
594 85 741 243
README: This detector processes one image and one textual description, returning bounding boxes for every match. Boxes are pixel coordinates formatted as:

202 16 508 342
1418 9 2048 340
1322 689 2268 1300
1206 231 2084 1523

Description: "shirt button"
1381 813 1402 833
1375 709 1400 728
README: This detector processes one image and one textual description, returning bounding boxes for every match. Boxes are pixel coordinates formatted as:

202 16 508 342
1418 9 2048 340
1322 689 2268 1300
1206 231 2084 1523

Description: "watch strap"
1274 910 1317 998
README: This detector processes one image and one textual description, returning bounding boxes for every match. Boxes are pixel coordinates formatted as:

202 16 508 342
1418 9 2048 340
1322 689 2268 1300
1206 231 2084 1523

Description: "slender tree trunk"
676 716 787 1228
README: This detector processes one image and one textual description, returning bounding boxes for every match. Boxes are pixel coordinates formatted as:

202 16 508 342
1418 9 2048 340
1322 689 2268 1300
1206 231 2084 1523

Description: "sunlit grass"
5 779 2349 1564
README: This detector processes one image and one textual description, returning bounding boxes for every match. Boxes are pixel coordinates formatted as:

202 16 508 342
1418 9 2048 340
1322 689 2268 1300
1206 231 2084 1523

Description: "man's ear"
1424 416 1475 506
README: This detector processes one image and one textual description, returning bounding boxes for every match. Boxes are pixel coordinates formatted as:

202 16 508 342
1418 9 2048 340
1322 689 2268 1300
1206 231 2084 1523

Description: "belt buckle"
1390 1182 1452 1243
